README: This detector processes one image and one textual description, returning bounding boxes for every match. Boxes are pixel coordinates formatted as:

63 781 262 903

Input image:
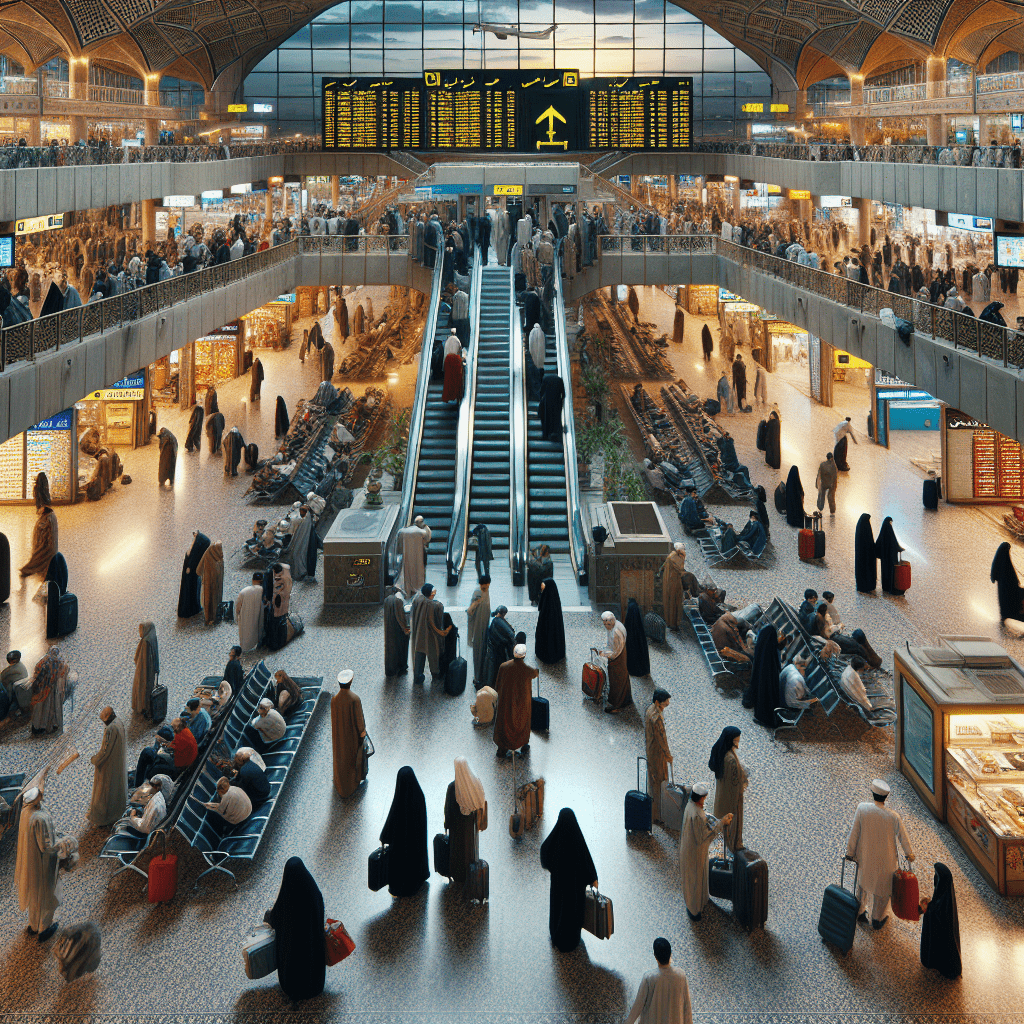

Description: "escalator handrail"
552 245 587 582
446 244 483 583
509 267 527 585
387 244 444 583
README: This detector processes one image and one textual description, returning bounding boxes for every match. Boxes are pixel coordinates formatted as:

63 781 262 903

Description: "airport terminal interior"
5 2 1024 1022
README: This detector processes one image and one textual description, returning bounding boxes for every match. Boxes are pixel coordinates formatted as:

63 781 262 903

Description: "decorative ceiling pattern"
0 0 1021 93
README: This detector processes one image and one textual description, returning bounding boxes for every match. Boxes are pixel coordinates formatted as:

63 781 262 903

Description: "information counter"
896 637 1024 895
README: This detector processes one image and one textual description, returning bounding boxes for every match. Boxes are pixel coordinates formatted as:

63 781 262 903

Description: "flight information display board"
321 71 691 152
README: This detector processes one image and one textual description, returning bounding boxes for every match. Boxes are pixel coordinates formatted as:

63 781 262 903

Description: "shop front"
75 372 149 449
896 637 1024 896
763 317 810 374
0 408 77 504
241 298 294 351
942 407 1024 504
196 324 244 392
867 372 938 448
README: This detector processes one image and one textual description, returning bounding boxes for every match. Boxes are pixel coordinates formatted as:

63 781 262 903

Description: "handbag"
583 886 614 940
367 845 389 892
324 918 356 965
242 923 277 979
891 855 920 921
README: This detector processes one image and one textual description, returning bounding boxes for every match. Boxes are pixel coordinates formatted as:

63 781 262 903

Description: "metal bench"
683 598 763 687
697 521 770 567
175 676 324 888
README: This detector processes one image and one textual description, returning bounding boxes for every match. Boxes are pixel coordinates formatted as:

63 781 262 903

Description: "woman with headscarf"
539 808 598 952
132 622 159 716
624 597 650 676
854 513 877 592
19 503 58 577
763 409 781 469
920 862 962 979
267 857 326 1000
741 625 782 729
753 484 771 538
288 507 314 583
157 427 177 486
380 766 429 898
29 647 70 735
33 472 51 510
535 578 566 664
249 357 264 401
784 465 807 528
184 405 203 453
527 544 552 604
710 726 747 852
268 562 303 650
275 396 289 437
442 343 463 403
197 541 224 625
875 516 906 594
205 412 224 454
991 542 1024 621
444 756 487 885
177 531 210 618
384 585 410 676
481 607 515 688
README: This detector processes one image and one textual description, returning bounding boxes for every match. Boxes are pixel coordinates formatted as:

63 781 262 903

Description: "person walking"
919 863 962 979
701 323 714 362
625 937 693 1024
443 756 487 885
87 706 127 826
845 779 915 930
753 362 768 408
644 689 673 826
539 808 598 952
732 354 747 409
380 766 429 898
266 857 326 1000
716 371 733 414
466 575 491 687
815 451 838 514
493 643 537 757
330 670 367 798
709 726 747 852
597 611 632 713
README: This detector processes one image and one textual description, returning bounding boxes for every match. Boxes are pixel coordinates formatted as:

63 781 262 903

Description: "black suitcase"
755 420 766 451
368 845 389 892
818 857 860 954
150 683 168 723
531 676 549 732
433 832 451 878
703 398 721 416
445 648 467 697
0 531 9 604
624 756 652 833
923 477 938 510
48 589 78 638
709 834 733 900
733 846 769 930
466 859 489 903
812 514 826 558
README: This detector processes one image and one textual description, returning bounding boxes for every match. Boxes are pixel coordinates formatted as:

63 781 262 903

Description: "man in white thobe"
846 778 915 929
529 322 546 373
443 329 462 359
678 784 731 921
626 937 692 1024
833 416 857 446
235 573 265 652
15 786 62 939
399 516 432 595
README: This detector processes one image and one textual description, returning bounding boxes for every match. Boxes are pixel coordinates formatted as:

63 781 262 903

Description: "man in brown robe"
88 707 127 826
493 643 538 757
330 670 367 797
197 541 224 626
644 690 673 824
660 543 688 632
249 357 264 401
711 612 744 655
19 505 58 577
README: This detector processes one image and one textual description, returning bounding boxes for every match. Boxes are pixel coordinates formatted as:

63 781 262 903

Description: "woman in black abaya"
275 396 289 437
538 374 566 441
539 808 598 953
991 542 1024 622
267 857 326 1001
920 862 962 980
741 625 782 728
177 532 210 618
535 579 566 664
624 597 650 676
784 465 807 527
855 513 876 592
184 405 203 453
753 485 771 538
380 766 429 898
701 323 714 361
481 607 516 687
833 434 849 471
763 409 781 469
875 516 905 594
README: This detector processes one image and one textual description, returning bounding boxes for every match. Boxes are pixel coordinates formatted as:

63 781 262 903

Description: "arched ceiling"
0 0 1021 94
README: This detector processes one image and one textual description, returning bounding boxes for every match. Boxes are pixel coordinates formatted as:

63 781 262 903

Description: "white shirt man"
128 784 166 834
625 938 692 1024
781 659 815 709
846 779 915 927
251 699 286 744
444 329 462 359
529 323 546 371
841 661 872 712
834 417 857 444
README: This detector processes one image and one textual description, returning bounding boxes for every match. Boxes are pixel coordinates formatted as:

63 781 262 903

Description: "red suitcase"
891 861 920 921
894 559 911 593
147 829 178 903
582 651 605 701
798 529 816 560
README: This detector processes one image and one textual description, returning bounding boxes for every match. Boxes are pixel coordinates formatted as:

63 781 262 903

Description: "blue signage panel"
111 373 145 390
31 409 73 431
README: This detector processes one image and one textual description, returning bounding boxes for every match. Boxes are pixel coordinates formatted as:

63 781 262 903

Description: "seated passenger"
201 776 253 834
135 719 197 783
780 655 817 709
797 589 818 632
126 776 166 833
679 487 712 533
711 612 745 656
201 677 232 714
163 718 199 779
274 669 303 713
737 511 767 554
250 698 287 752
183 698 212 744
840 656 873 712
231 750 271 804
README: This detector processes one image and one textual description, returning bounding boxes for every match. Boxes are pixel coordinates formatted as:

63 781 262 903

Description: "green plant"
581 364 610 403
575 416 624 465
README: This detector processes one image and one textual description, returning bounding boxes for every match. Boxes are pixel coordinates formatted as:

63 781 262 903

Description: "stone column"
144 75 160 145
331 174 340 209
977 114 989 144
856 196 871 246
68 58 89 142
732 183 741 221
265 187 273 226
26 117 40 146
141 198 157 248
850 117 866 146
926 114 945 147
926 57 945 100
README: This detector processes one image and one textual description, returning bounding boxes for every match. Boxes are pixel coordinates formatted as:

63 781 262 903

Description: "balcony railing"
946 77 973 96
44 78 69 99
864 82 927 104
88 84 145 105
977 71 1024 95
0 76 38 95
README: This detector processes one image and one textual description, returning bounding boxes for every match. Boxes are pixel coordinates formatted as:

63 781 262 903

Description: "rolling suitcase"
147 829 178 903
242 925 277 979
660 763 687 831
774 481 787 513
818 857 860 954
0 531 8 604
531 676 549 732
644 612 666 643
798 529 816 561
466 859 489 903
445 637 468 696
894 557 911 593
582 651 605 701
709 834 733 901
625 756 653 833
47 587 79 638
922 477 938 510
368 845 389 891
433 832 451 878
812 514 826 558
733 847 769 930
150 683 168 723
509 751 526 840
583 886 614 939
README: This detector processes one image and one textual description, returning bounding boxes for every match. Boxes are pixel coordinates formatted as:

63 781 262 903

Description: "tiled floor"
0 286 1023 1024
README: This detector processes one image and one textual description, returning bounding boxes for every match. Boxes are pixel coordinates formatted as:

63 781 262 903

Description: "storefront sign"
819 195 852 208
718 288 741 301
948 213 992 233
163 195 196 207
741 103 764 113
253 103 274 113
725 302 760 313
947 413 986 429
228 103 247 113
788 189 811 201
32 410 73 431
230 183 252 194
85 373 145 401
15 213 64 235
875 370 911 386
201 189 225 201
0 233 13 268
770 103 789 113
268 176 283 185
276 294 296 303
493 185 523 196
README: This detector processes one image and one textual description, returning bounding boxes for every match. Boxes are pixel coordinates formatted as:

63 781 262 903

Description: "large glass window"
244 0 771 137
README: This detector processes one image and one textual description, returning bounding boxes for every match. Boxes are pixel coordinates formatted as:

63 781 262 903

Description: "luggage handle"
840 855 859 894
637 755 648 796
152 828 168 860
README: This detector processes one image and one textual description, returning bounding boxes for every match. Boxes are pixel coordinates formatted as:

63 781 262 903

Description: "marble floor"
0 288 1023 1024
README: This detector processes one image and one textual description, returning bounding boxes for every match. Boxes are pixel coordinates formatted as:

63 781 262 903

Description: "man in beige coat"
644 689 673 824
88 706 127 826
493 644 538 757
330 670 367 797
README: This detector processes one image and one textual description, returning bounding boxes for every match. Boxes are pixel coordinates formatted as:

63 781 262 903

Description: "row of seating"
697 520 769 567
175 671 323 887
683 597 767 689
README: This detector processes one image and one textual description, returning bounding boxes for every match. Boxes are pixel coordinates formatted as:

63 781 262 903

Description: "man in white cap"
398 515 432 595
15 784 62 940
678 783 732 921
493 643 538 757
846 779 915 930
250 697 286 752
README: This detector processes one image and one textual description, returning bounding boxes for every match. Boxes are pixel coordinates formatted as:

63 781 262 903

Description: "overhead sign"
820 195 852 207
163 195 195 207
201 189 225 200
230 183 252 194
789 189 811 200
771 103 790 113
493 184 523 196
85 383 145 401
31 410 73 432
741 103 764 113
16 214 64 235
228 103 247 113
253 103 273 113
947 213 993 233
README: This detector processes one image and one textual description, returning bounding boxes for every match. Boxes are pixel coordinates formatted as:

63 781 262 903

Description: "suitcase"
368 845 389 891
445 637 468 696
433 832 451 878
798 529 816 561
531 676 549 732
709 834 733 901
625 755 653 833
774 481 787 513
242 924 277 979
922 478 939 510
466 859 489 903
812 514 826 558
660 763 688 830
756 420 766 451
582 652 605 701
583 886 614 939
48 589 78 638
891 859 920 921
733 846 769 930
818 857 860 954
150 683 168 723
894 558 911 592
703 398 721 416
216 600 234 623
0 531 9 604
147 829 178 903
509 750 526 839
644 612 666 643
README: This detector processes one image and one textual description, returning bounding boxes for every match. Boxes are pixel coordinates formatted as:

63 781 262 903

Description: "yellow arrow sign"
535 105 568 150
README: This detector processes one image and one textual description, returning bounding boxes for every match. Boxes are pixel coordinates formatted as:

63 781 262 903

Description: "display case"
0 408 77 505
194 330 241 390
895 636 1024 894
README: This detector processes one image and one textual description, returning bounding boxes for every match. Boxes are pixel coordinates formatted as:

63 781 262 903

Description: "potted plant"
581 365 610 422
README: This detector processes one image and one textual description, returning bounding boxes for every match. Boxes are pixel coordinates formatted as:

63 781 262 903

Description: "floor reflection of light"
970 600 999 623
97 535 146 574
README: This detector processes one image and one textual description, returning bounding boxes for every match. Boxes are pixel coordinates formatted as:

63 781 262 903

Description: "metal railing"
864 82 927 105
297 233 410 254
694 139 1021 166
509 265 527 587
977 71 1024 95
0 76 38 95
597 234 717 255
44 78 69 99
87 84 146 105
446 245 483 585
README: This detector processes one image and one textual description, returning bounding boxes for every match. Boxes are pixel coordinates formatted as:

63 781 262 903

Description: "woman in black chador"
919 862 962 980
742 625 782 729
784 465 807 528
539 808 598 952
177 531 210 618
275 395 289 437
624 597 650 676
380 766 429 898
535 579 566 664
184 405 203 453
763 409 781 469
854 513 876 592
875 516 905 594
991 542 1024 622
480 607 515 688
267 857 326 1000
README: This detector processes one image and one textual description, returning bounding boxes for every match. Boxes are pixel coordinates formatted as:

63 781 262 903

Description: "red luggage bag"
148 829 178 903
894 558 911 593
891 859 919 921
798 529 816 560
582 650 605 701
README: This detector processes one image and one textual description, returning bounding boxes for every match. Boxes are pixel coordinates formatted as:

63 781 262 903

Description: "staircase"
467 266 513 553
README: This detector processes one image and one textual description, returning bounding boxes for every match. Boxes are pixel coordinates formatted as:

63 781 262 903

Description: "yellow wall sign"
493 185 523 196
789 189 811 200
766 184 781 194
16 214 63 234
741 103 763 113
771 103 790 113
85 387 145 401
228 103 248 113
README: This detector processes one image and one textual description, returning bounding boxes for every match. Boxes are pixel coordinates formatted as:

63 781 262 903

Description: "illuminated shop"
0 408 77 504
75 372 150 449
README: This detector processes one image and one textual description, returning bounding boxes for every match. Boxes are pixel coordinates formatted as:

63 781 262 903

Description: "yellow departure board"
586 77 692 150
322 78 421 151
